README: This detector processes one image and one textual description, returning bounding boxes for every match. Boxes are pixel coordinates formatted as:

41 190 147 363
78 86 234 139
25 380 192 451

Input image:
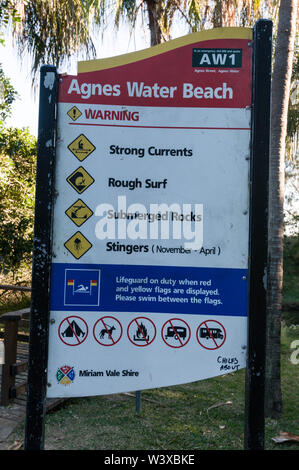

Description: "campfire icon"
133 322 150 342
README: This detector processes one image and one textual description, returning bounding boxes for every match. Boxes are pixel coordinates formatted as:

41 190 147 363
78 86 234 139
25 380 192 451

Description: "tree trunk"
145 0 164 46
265 0 298 418
212 0 239 27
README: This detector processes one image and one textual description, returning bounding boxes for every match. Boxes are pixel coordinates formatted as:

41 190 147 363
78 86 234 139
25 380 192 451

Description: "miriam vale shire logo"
56 365 75 386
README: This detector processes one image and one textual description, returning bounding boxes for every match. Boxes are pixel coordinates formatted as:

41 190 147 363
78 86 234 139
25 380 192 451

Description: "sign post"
24 65 58 450
244 19 272 451
24 22 272 450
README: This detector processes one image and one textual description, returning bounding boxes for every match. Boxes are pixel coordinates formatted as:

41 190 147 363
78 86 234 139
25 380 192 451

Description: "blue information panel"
51 263 247 316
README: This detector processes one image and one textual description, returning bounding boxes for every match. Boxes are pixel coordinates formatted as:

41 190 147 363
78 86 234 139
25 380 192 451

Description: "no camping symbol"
93 316 122 346
58 316 88 346
196 320 226 350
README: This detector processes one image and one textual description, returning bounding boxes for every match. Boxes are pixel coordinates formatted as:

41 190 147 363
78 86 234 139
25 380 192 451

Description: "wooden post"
0 319 18 406
24 65 58 450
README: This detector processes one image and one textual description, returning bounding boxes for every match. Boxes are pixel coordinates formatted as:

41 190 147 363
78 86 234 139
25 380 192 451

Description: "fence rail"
0 285 32 292
0 308 30 406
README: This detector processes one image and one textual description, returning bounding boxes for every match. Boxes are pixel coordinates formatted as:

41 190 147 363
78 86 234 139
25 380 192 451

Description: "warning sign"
64 231 92 259
93 316 122 346
67 106 82 121
45 26 263 400
127 317 156 347
162 318 191 348
68 134 95 161
65 199 93 227
66 167 95 194
58 316 88 346
196 320 226 350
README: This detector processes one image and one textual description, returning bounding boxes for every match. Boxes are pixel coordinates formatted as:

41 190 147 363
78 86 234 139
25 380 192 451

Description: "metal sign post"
24 65 58 450
244 19 272 450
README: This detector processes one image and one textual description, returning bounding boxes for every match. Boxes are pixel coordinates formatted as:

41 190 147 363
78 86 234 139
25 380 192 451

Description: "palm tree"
6 1 271 72
87 0 267 46
265 0 298 417
4 0 97 79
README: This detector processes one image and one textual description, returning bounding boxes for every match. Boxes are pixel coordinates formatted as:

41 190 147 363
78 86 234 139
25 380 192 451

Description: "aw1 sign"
46 27 252 398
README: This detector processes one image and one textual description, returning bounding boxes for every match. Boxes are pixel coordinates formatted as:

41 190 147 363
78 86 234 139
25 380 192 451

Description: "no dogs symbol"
93 316 122 346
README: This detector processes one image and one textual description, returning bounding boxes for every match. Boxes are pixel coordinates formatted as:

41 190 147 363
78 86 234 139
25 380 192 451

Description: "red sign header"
58 35 252 109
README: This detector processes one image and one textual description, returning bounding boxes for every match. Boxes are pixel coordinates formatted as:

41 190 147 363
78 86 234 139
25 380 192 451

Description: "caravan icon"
165 326 187 341
199 327 224 340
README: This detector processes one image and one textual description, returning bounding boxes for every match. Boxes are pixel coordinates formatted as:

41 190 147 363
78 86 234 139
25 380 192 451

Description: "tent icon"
61 320 86 338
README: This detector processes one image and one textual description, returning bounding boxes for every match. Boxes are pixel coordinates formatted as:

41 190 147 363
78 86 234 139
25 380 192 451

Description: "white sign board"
47 28 252 397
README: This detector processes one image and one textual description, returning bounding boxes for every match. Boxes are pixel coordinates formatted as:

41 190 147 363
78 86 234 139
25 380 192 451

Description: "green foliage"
0 63 18 123
283 235 299 304
0 0 21 45
12 0 96 79
0 125 36 275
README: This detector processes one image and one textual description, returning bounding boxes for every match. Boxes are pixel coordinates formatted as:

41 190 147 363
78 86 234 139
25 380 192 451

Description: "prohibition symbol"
127 317 156 347
93 316 122 346
196 320 226 350
58 316 88 346
162 318 191 348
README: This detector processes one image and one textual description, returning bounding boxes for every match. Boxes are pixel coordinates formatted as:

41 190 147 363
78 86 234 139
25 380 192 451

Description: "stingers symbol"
64 231 92 259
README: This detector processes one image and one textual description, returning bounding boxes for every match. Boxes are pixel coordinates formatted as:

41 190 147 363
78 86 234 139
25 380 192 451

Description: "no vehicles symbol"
162 318 191 348
58 316 88 346
196 320 226 350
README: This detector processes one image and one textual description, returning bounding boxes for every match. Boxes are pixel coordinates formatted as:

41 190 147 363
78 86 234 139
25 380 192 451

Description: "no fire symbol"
127 317 156 347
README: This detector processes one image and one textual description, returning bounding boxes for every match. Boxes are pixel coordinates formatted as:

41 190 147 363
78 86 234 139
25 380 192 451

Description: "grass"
1 237 298 451
6 318 298 451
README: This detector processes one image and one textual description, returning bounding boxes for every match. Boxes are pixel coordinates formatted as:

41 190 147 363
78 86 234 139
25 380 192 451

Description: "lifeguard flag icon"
64 268 100 307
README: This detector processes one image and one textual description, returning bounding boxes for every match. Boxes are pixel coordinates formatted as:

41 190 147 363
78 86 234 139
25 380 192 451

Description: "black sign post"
24 65 58 450
244 19 272 450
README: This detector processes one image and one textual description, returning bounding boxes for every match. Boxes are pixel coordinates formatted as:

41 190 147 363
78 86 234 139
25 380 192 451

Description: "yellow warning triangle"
64 231 92 259
68 134 95 161
65 199 93 227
